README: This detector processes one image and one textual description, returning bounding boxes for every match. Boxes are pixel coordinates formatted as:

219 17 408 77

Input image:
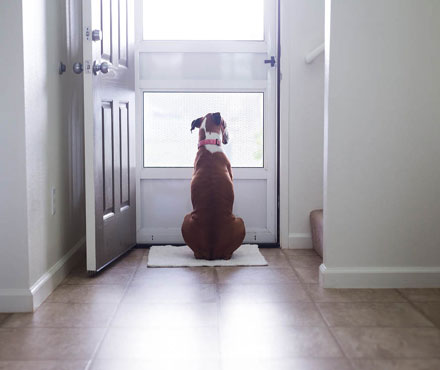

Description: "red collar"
198 139 221 148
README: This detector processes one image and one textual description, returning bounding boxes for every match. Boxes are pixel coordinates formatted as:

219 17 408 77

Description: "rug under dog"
147 244 268 267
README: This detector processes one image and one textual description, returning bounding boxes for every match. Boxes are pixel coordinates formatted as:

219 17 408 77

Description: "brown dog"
181 112 246 260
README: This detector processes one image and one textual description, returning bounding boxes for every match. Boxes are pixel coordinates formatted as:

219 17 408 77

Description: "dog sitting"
181 112 246 260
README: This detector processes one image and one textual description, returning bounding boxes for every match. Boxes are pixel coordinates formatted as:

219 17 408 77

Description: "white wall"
0 0 85 312
280 0 325 248
22 0 85 287
0 1 31 307
322 0 440 287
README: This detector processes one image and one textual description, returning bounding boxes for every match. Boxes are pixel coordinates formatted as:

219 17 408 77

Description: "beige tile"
127 248 147 257
0 328 105 360
140 249 149 264
123 283 217 304
218 283 311 303
46 284 126 304
90 358 221 370
111 302 218 328
285 254 323 269
222 358 352 370
96 327 219 360
294 267 319 283
1 302 117 328
318 302 434 327
0 315 10 326
220 326 342 359
216 267 299 285
283 249 319 257
220 301 325 328
306 284 405 302
413 302 440 328
118 248 146 261
132 266 216 285
72 249 145 273
108 249 146 269
351 359 440 370
398 289 440 302
63 266 134 285
0 361 88 370
258 249 291 268
332 327 440 358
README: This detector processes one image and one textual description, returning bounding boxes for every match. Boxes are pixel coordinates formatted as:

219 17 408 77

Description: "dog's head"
191 112 229 144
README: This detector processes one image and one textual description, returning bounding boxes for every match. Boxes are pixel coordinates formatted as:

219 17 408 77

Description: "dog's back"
181 114 245 260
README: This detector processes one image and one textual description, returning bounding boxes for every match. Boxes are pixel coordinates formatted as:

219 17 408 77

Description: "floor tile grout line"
393 289 440 329
214 267 225 369
281 250 354 368
281 249 318 287
84 249 146 370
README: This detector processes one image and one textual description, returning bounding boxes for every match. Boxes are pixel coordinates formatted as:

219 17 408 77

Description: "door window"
143 0 264 41
143 92 263 167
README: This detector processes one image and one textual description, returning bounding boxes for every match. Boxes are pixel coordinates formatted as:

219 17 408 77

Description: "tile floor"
0 248 440 370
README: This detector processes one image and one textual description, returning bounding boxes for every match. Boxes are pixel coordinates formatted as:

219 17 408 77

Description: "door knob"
93 61 109 75
73 62 83 74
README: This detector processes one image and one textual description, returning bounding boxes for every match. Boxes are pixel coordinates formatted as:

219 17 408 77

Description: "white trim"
135 0 143 243
279 1 290 249
137 81 268 91
136 41 267 53
287 233 312 249
305 43 325 64
320 264 440 288
30 237 86 310
82 0 97 272
0 237 85 313
0 289 33 313
0 236 86 312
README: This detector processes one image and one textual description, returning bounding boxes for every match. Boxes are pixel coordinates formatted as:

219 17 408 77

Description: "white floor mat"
147 244 268 267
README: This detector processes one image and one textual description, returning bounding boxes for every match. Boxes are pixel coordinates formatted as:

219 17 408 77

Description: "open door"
83 0 136 272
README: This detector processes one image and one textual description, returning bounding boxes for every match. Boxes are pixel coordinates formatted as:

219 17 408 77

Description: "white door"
135 0 278 244
83 0 136 271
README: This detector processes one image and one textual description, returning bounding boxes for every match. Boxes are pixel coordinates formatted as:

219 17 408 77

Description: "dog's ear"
212 112 221 126
221 119 229 144
190 117 203 132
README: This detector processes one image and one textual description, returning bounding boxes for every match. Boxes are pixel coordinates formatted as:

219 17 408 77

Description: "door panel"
119 102 130 206
100 0 112 62
118 0 128 67
84 0 136 272
101 101 115 216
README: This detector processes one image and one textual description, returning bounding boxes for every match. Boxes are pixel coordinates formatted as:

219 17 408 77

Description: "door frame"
133 0 284 247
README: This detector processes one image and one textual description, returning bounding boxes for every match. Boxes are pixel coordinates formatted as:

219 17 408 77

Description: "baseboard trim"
30 236 86 311
287 233 312 249
0 288 33 313
320 264 440 288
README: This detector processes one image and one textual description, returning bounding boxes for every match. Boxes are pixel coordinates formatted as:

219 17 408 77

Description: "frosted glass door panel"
143 0 264 41
139 179 270 243
143 92 263 167
139 53 268 81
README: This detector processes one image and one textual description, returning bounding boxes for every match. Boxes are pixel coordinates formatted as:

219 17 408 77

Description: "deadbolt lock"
92 29 102 41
